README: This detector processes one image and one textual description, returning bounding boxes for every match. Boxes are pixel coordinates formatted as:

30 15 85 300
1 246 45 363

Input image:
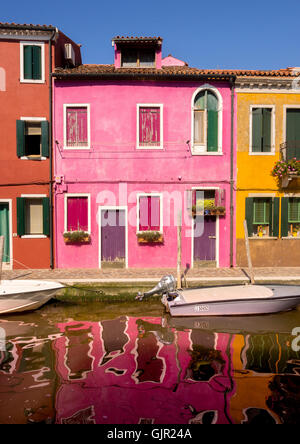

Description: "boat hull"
162 285 300 317
0 280 64 315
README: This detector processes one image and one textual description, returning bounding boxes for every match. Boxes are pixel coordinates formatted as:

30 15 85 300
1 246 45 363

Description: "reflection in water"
0 304 299 424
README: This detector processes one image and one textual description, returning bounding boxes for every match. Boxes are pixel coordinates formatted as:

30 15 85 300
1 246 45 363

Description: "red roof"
53 64 299 79
0 22 56 30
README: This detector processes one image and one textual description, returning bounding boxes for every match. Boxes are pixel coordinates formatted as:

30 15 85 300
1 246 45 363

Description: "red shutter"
139 196 161 231
67 197 88 231
66 107 88 147
139 196 149 231
149 196 160 230
139 107 160 146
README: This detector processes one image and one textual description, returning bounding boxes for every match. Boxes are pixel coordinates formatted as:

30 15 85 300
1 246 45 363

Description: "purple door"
101 209 126 265
194 216 216 264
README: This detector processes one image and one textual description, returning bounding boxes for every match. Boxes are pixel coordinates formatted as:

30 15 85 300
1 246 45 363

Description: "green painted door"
0 203 10 263
286 109 300 160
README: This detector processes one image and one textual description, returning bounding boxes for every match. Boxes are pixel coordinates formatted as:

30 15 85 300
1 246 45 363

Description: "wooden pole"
243 220 255 285
0 236 4 285
177 210 182 289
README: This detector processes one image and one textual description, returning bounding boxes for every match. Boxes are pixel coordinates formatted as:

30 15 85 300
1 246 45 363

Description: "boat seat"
180 285 274 303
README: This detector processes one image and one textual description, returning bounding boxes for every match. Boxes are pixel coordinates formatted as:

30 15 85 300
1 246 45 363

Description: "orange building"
0 23 81 269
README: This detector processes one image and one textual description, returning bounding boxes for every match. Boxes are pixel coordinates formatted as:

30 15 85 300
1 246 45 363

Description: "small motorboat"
0 236 64 315
136 275 300 317
0 280 64 315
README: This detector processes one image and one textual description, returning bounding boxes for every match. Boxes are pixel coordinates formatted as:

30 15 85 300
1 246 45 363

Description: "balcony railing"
280 142 300 161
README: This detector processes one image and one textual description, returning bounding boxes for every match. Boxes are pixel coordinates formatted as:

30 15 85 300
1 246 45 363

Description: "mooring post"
243 220 255 285
177 211 182 289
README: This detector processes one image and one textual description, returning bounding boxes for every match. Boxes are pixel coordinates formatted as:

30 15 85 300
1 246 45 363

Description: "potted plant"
291 224 300 237
257 225 264 237
210 206 226 216
63 230 91 244
137 231 164 244
271 158 300 181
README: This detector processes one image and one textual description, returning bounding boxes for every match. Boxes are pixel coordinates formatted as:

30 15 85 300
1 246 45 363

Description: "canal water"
0 298 300 424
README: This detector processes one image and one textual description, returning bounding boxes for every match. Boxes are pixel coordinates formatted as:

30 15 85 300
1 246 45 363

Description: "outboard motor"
136 275 176 301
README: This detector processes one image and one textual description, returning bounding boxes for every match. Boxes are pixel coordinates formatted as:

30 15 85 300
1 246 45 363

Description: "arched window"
192 88 221 154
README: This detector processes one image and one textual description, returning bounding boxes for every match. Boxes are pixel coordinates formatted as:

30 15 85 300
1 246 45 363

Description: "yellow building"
236 69 300 266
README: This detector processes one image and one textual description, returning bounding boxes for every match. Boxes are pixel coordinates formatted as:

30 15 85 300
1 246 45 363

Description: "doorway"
99 207 127 268
0 202 11 268
192 190 218 268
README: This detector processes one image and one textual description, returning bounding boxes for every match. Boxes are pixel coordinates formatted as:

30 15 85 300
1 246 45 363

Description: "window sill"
250 236 278 240
20 79 45 84
20 156 47 161
21 235 47 239
249 152 276 156
136 146 164 150
282 236 300 240
192 151 223 156
63 146 91 150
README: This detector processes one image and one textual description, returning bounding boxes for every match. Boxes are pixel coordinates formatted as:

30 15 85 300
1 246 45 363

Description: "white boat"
136 275 300 317
0 280 64 315
0 236 64 315
137 222 300 317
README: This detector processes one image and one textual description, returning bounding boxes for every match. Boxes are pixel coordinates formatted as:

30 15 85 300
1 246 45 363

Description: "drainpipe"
49 29 57 269
230 77 236 268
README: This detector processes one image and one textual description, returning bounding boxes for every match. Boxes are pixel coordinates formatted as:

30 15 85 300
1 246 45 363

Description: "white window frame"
283 105 300 146
136 104 163 150
20 194 47 238
20 41 45 84
63 104 91 150
64 193 91 234
20 116 47 160
0 199 13 269
136 193 163 233
191 85 223 155
190 187 220 268
249 105 276 155
98 206 128 269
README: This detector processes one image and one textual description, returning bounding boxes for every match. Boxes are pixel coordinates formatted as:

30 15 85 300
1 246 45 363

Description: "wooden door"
101 209 126 267
193 215 216 266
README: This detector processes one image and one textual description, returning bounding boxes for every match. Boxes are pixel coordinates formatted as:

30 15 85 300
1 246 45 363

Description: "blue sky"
2 0 300 70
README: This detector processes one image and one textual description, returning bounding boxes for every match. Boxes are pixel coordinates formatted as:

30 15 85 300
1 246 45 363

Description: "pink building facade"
53 37 236 269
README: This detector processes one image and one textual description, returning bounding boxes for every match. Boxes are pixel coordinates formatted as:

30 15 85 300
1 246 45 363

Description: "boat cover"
180 285 274 303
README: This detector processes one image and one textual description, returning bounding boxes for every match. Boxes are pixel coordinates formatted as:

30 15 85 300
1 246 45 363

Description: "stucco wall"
236 91 300 266
54 79 236 268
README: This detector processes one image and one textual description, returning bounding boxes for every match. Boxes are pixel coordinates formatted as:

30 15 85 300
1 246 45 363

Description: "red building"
0 23 81 269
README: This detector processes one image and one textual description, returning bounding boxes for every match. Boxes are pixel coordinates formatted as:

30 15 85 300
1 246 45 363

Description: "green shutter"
41 121 49 157
207 110 218 152
16 120 25 157
272 198 280 237
17 197 25 236
252 108 263 152
32 46 41 80
286 110 300 160
42 197 50 236
245 198 254 236
23 45 33 79
289 198 300 222
281 197 289 238
262 108 272 152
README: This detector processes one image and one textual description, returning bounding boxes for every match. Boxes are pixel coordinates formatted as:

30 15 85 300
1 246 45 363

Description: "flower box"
137 231 164 244
191 205 226 217
63 231 91 244
209 207 226 216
